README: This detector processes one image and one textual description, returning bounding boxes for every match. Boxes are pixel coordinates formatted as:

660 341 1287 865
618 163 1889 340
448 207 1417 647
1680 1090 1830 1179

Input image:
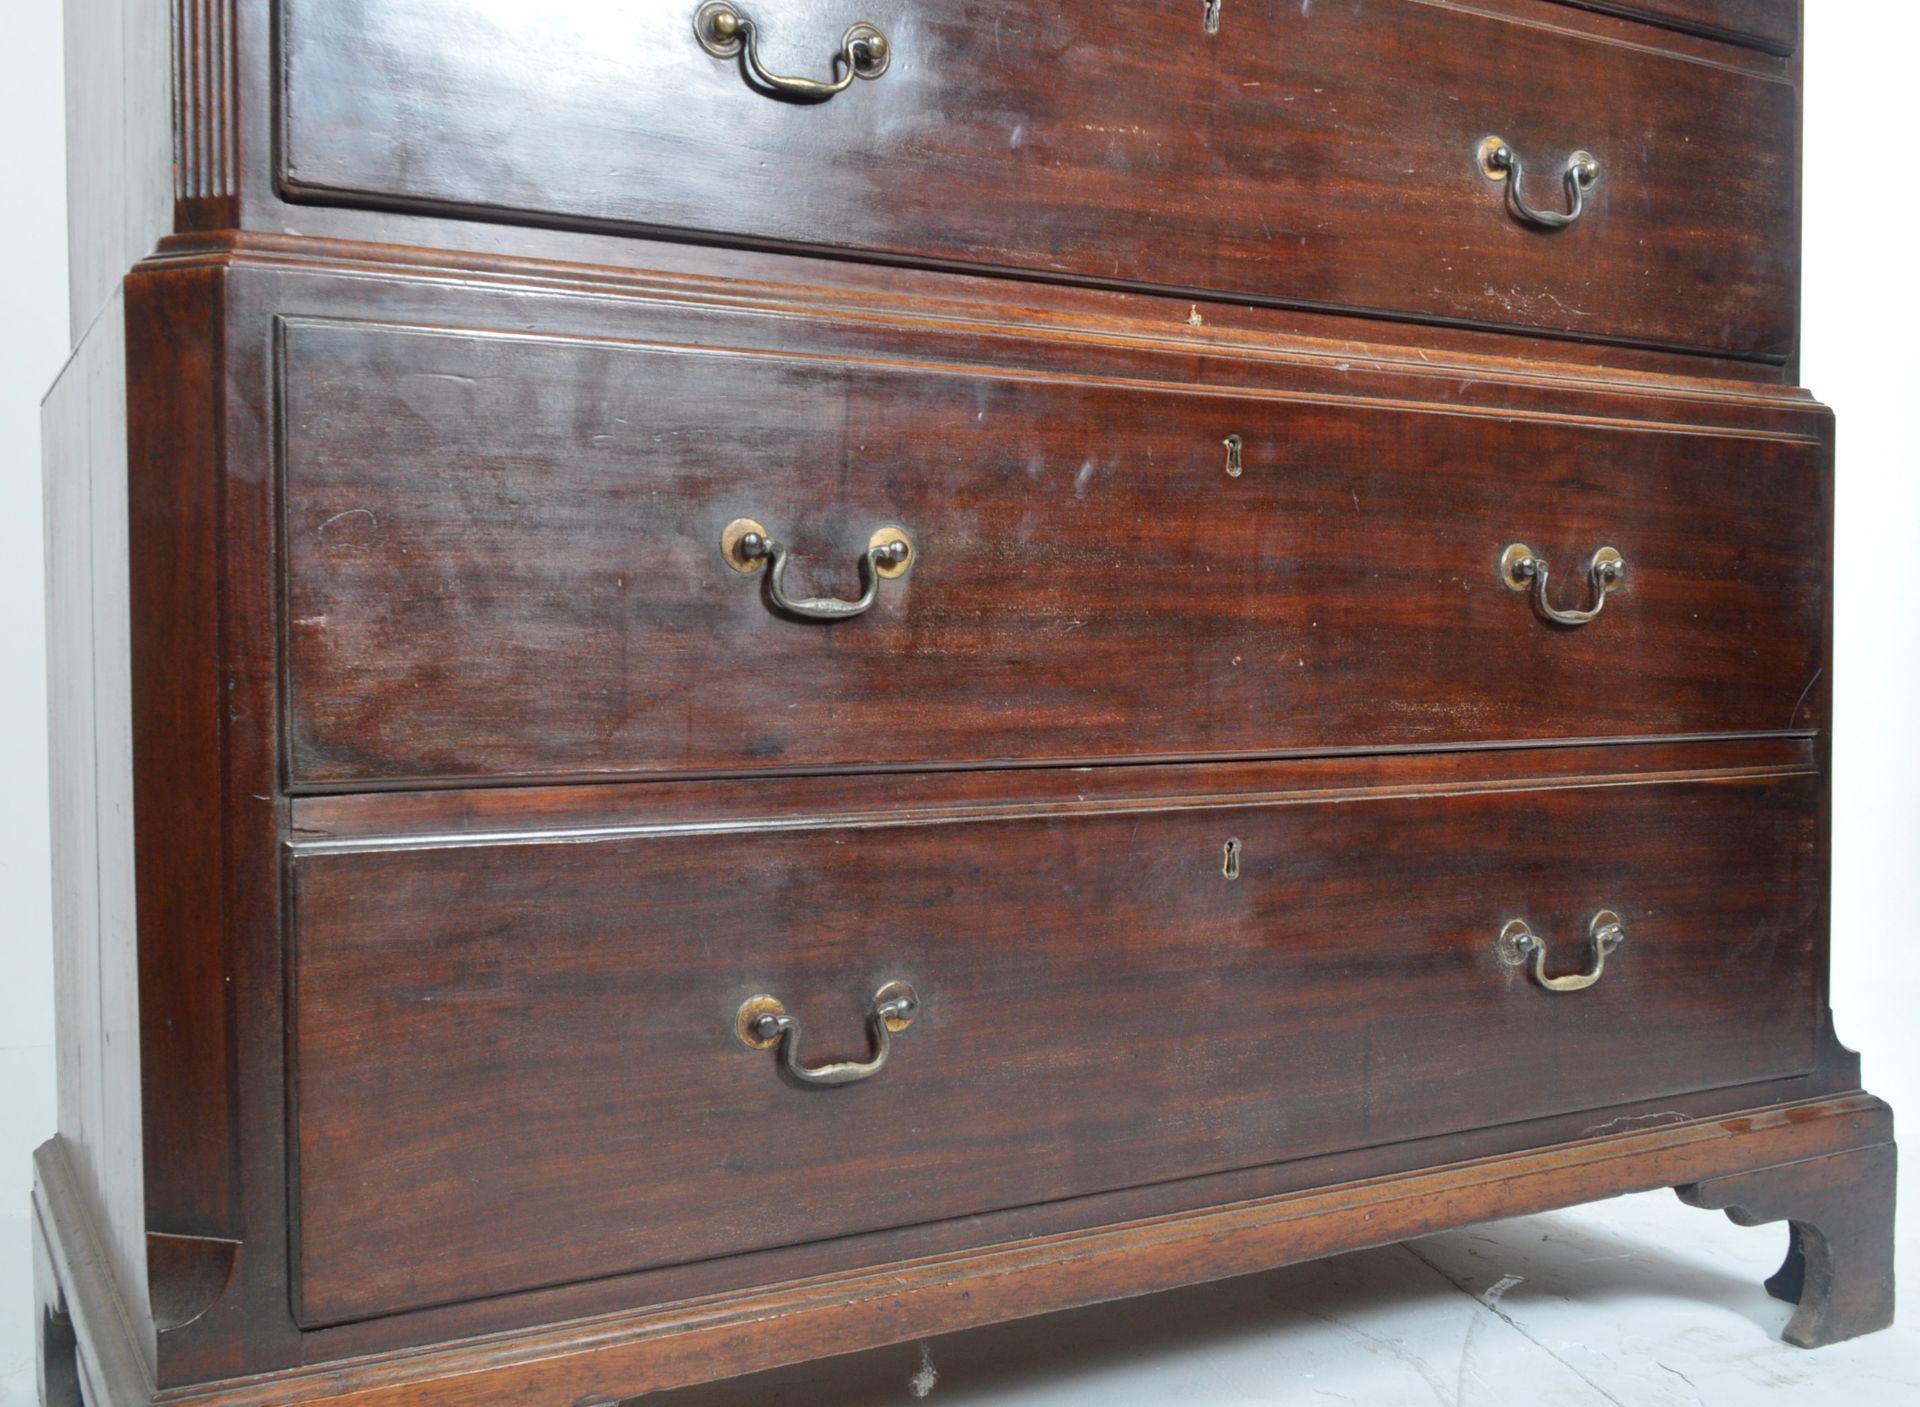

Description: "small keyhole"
1204 0 1223 34
1223 434 1244 478
1223 838 1242 880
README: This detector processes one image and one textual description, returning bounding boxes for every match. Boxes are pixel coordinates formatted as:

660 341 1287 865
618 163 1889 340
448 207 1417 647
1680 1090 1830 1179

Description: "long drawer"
1571 0 1797 52
287 770 1822 1326
278 0 1799 357
281 316 1830 787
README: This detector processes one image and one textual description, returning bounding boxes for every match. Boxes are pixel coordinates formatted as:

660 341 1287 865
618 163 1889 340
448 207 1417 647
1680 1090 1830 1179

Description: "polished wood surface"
1565 0 1798 52
37 1096 1896 1407
160 227 1809 387
280 312 1828 786
33 234 1883 1395
126 269 238 1265
278 0 1799 358
1679 1140 1899 1349
288 771 1821 1325
36 1 1891 1403
287 735 1818 843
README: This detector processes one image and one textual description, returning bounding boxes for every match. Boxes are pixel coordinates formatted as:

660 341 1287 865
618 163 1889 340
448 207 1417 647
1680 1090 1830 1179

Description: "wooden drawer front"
289 773 1821 1325
279 0 1797 357
282 319 1829 787
1572 1 1797 53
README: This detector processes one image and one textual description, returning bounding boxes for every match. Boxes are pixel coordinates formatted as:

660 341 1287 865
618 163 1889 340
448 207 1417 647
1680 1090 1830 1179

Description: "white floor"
644 1182 1917 1407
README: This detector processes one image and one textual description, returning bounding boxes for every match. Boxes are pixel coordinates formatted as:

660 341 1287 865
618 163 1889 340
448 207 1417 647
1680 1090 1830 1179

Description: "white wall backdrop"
1802 12 1920 1106
0 5 1912 1406
2 0 66 1402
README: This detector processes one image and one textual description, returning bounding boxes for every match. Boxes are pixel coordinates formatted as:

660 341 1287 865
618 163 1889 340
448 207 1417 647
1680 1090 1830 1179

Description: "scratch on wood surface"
314 507 378 539
1788 668 1823 728
1582 1110 1687 1138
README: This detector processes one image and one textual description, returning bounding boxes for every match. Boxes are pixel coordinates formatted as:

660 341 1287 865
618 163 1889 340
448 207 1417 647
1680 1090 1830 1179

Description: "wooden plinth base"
35 1092 1895 1407
1678 1136 1898 1348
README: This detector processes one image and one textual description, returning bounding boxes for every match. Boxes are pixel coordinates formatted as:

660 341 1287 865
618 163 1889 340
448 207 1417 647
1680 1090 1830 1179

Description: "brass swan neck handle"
736 983 921 1087
1498 912 1627 993
723 519 913 621
1502 543 1625 627
1480 137 1601 231
696 4 891 103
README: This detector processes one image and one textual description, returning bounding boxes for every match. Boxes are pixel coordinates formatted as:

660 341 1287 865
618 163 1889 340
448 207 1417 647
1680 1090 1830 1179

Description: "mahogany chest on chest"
36 2 1895 1403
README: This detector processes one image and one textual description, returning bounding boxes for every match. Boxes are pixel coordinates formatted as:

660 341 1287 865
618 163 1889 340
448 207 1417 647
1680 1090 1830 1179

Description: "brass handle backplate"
737 981 920 1087
723 518 912 621
1479 137 1600 231
1502 542 1625 627
1497 911 1627 993
696 3 890 102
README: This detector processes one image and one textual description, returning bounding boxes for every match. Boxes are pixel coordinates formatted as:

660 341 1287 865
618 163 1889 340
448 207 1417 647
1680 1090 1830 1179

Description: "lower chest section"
287 763 1822 1326
200 260 1836 1353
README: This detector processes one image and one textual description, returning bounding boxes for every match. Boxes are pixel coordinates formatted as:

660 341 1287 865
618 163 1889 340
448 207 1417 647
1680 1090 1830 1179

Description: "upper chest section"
243 0 1804 362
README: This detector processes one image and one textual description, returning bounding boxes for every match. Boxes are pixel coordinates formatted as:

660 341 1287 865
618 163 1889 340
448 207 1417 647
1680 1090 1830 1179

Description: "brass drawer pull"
722 518 912 621
1498 911 1627 993
695 4 890 103
736 982 920 1087
1479 137 1600 231
1501 542 1625 627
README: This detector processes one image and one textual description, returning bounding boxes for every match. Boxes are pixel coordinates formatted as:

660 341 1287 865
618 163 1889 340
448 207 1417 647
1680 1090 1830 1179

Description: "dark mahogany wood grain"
270 734 1855 1361
279 314 1829 787
33 226 1872 1401
276 0 1799 358
126 268 235 1264
38 1096 1897 1407
206 244 1851 1374
1679 1140 1898 1348
217 234 1820 425
116 264 295 1391
287 772 1821 1324
1561 0 1798 53
161 227 1806 387
288 735 1816 843
34 0 1889 1395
